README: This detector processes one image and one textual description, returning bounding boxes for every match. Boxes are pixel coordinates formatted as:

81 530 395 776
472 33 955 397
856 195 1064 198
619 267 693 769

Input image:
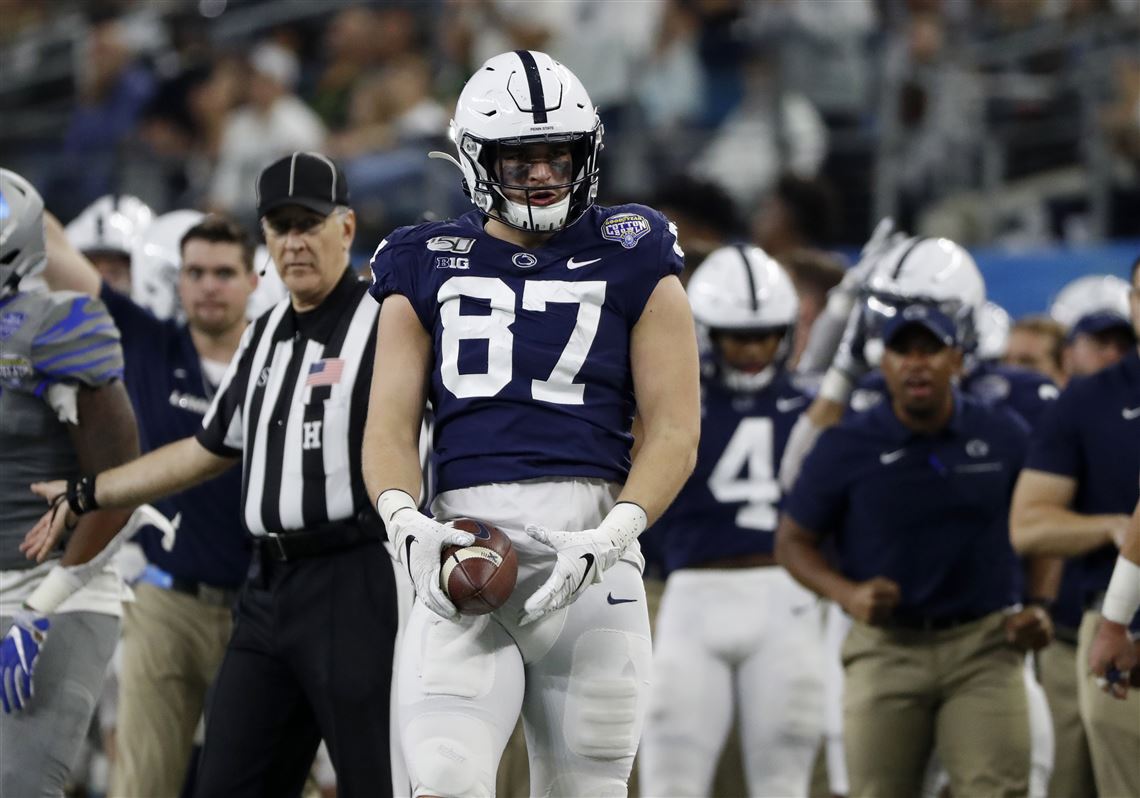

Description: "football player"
362 50 700 797
0 169 139 794
638 245 823 796
64 194 154 296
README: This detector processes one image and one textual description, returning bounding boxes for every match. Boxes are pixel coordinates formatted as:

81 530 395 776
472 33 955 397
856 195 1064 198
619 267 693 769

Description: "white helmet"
130 209 204 321
438 50 603 233
1048 274 1131 330
976 300 1011 363
65 194 154 258
0 168 47 297
860 236 986 363
688 244 799 390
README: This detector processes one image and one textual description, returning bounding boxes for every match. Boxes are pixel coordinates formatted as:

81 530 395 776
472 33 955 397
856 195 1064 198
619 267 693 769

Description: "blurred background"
1 0 1137 314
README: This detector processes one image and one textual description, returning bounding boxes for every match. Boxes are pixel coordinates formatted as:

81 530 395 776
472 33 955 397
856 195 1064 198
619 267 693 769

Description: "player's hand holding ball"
520 502 647 626
377 489 475 620
439 519 518 615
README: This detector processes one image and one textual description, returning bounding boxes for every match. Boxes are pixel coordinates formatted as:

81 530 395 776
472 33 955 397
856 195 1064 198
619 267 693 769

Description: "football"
440 518 518 615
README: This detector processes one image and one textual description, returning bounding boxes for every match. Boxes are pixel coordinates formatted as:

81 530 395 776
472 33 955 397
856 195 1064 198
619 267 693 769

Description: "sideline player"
638 245 823 796
0 169 139 794
363 50 700 796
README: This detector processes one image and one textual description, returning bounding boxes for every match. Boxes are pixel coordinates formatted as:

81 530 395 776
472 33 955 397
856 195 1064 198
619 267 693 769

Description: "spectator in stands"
310 7 384 132
1005 315 1069 388
207 41 325 224
752 173 843 260
652 176 743 284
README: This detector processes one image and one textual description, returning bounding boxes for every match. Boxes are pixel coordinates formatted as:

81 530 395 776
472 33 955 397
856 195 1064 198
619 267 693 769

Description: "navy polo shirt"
1025 349 1140 623
785 392 1026 622
100 284 250 588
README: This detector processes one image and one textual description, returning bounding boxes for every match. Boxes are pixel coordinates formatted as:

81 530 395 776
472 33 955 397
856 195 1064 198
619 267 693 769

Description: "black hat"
256 152 349 217
883 303 959 349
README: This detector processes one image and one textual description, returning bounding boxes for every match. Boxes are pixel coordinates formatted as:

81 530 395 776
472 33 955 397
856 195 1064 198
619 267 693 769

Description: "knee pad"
407 734 494 798
563 629 651 761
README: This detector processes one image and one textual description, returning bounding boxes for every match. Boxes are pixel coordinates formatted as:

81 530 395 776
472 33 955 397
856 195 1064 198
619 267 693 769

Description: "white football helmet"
0 168 47 297
975 300 1011 363
130 209 204 321
860 236 986 364
1048 274 1131 329
65 194 154 258
688 244 799 390
436 50 602 233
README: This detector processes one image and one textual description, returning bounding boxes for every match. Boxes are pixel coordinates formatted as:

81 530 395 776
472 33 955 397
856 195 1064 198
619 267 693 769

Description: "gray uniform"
0 289 126 797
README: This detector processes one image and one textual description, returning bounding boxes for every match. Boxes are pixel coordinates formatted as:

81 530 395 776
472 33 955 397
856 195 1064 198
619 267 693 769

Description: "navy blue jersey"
851 362 1058 428
655 368 807 572
101 284 249 588
1025 350 1140 625
369 205 683 493
785 393 1027 621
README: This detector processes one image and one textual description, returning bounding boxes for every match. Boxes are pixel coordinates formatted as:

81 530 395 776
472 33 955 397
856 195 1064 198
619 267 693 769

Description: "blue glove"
1 610 50 714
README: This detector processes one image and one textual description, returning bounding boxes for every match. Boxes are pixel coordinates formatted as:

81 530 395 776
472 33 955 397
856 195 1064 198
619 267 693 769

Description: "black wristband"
65 475 99 516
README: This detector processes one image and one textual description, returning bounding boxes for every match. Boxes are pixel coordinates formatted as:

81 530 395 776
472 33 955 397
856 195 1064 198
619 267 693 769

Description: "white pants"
398 479 653 798
639 568 824 797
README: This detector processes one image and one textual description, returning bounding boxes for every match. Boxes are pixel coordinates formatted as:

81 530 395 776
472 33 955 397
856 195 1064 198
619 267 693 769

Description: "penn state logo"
512 252 538 269
0 311 26 341
966 439 990 457
602 213 651 249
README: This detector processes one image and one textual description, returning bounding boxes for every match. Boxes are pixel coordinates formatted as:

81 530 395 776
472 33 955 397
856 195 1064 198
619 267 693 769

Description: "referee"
23 152 399 797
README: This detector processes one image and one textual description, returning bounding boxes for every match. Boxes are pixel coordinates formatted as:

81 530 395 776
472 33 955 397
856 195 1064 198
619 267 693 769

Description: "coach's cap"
1069 310 1135 342
256 152 349 218
883 303 959 350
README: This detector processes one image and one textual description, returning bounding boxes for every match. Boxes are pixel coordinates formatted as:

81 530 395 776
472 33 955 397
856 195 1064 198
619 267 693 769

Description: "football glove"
519 502 647 626
377 490 475 620
1 609 50 714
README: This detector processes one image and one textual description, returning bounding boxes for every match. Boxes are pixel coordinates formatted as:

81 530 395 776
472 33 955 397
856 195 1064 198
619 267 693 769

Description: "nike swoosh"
404 535 416 581
574 553 596 593
776 396 808 413
567 257 601 270
607 592 637 605
879 449 906 465
1123 407 1140 420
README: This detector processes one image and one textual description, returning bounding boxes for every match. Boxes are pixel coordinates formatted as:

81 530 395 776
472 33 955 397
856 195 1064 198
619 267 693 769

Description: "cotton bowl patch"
602 213 651 249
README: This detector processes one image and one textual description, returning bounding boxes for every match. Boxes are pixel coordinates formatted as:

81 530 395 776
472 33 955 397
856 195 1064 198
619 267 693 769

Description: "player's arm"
1009 469 1130 556
1089 495 1140 697
22 436 237 564
621 274 701 523
775 513 900 626
41 210 101 296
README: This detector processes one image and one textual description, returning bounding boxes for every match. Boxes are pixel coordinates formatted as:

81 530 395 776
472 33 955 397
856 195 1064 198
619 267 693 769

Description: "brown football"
439 518 518 615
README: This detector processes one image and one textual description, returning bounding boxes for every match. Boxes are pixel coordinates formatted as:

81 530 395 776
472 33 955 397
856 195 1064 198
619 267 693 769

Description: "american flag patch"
305 358 344 387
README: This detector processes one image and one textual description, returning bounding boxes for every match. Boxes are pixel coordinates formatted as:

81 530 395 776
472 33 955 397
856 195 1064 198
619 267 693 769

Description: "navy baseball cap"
1069 310 1135 342
882 303 959 349
256 152 349 218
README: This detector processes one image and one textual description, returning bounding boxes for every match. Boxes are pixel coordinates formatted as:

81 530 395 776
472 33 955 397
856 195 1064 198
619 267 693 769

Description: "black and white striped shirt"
198 269 378 537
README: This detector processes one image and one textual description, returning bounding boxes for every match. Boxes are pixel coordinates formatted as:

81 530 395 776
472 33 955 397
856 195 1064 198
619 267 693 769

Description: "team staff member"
777 305 1043 798
1009 257 1140 797
22 152 399 797
41 213 256 797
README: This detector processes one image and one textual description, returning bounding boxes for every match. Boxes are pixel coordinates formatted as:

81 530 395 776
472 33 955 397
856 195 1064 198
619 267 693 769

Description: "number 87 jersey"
368 203 684 494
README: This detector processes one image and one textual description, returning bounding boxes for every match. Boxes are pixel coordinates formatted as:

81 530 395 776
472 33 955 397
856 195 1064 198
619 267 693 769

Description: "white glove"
519 502 647 626
377 490 474 620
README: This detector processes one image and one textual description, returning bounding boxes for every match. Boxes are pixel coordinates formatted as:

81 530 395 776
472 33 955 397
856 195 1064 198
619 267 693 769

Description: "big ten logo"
435 256 471 270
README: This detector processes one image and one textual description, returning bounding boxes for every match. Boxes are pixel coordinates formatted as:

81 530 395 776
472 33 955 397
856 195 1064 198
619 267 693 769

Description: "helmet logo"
601 213 651 250
512 252 538 269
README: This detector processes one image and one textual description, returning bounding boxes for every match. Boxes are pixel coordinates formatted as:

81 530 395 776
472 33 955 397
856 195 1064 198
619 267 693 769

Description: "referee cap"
257 152 349 218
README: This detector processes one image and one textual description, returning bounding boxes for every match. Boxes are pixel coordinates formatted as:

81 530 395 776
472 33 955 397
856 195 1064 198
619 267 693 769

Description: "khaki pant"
1077 611 1140 798
1039 639 1096 798
110 582 233 798
843 612 1029 798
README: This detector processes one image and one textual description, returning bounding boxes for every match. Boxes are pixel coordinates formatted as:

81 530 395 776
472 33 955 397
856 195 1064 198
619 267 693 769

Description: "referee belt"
256 514 383 562
138 564 239 608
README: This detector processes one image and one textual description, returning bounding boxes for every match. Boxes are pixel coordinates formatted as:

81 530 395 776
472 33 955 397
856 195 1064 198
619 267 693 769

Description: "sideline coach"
23 152 399 796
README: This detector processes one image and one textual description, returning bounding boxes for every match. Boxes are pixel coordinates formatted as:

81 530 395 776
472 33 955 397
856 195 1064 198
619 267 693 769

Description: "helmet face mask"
447 50 603 233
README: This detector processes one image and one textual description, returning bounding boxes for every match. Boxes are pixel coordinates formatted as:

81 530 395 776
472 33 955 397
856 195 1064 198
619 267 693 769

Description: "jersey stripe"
515 50 548 123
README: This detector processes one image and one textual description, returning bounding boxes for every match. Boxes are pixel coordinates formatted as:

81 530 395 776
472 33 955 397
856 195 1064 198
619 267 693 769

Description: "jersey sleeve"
30 293 125 388
782 427 851 536
624 206 686 323
367 228 433 331
1023 381 1082 478
196 316 260 457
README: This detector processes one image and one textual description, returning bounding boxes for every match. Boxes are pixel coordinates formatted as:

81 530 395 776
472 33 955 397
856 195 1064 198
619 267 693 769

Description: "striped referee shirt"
197 269 378 536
